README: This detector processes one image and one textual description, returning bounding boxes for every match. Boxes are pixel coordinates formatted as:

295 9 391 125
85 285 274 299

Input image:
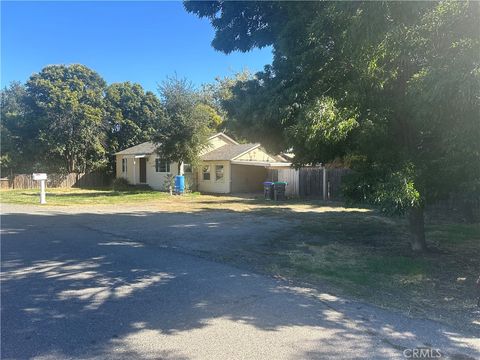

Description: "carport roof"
200 143 259 161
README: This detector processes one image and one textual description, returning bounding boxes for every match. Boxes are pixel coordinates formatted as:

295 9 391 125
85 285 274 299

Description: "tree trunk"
177 161 182 176
408 206 427 252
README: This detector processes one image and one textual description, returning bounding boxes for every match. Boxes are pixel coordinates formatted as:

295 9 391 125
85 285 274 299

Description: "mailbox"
32 173 47 204
33 173 47 181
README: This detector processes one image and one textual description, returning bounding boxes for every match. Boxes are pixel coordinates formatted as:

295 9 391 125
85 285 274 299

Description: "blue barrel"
174 175 185 194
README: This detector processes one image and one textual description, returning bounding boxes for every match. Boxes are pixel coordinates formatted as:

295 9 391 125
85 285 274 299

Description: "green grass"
0 188 179 205
426 223 480 245
256 214 479 330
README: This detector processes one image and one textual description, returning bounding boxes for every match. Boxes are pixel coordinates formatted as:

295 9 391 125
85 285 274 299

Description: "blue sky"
1 1 272 92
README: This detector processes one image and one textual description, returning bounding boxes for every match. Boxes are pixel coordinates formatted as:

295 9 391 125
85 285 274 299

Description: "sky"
1 1 273 92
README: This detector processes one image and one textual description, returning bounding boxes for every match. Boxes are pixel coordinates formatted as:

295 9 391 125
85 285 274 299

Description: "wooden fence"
268 167 351 200
298 167 351 200
0 171 110 190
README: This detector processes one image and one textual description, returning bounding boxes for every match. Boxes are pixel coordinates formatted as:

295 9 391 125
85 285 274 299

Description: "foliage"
163 173 175 194
26 64 107 173
0 82 46 173
153 75 215 173
104 82 164 156
112 177 130 191
185 1 480 249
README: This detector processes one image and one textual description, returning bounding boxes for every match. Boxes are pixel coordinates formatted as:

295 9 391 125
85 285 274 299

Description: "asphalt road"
1 204 479 360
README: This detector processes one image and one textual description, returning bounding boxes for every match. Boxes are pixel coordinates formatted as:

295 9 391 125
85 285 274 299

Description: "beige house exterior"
115 133 291 194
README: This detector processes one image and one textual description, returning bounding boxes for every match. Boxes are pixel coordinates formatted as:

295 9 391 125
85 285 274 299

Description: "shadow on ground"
1 206 478 359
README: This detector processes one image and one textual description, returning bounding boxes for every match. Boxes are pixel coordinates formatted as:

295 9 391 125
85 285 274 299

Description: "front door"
139 158 147 183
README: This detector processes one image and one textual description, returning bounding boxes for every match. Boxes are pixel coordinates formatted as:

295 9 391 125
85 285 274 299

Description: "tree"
185 1 480 251
0 82 48 173
154 76 215 174
26 64 107 173
104 82 164 171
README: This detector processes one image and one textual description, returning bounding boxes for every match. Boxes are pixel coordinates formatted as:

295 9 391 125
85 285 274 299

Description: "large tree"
185 1 480 251
26 64 107 173
104 82 164 172
153 76 218 174
0 82 50 173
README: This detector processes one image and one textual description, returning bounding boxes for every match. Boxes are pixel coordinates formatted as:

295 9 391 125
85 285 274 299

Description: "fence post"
322 167 327 201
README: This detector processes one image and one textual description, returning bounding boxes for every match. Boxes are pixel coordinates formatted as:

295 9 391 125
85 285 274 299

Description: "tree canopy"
153 76 217 173
104 82 165 170
185 1 480 251
26 64 108 173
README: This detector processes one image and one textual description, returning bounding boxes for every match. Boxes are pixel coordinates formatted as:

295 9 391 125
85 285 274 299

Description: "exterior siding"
145 155 179 190
197 160 231 194
115 154 177 190
235 147 277 162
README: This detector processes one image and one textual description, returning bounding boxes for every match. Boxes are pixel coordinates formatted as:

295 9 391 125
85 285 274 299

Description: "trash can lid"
273 181 288 185
263 181 274 185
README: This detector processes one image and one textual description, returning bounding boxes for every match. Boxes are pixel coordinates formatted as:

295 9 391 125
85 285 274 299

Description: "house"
115 133 292 194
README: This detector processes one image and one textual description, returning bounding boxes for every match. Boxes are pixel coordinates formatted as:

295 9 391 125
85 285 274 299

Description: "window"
183 163 192 173
215 165 224 181
202 165 211 180
155 159 170 173
122 158 127 173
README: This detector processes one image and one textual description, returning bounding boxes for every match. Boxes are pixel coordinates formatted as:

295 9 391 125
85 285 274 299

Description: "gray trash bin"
273 182 287 201
263 182 274 200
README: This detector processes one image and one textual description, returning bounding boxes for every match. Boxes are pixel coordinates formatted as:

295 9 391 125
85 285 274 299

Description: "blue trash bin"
263 182 274 200
174 175 185 194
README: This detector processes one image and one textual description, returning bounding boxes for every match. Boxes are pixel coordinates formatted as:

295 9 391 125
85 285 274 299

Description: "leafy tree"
185 1 480 251
153 76 215 174
0 82 47 173
104 82 164 172
26 64 107 173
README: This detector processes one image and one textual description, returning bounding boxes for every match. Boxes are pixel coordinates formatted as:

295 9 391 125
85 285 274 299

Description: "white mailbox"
32 173 47 204
33 173 47 181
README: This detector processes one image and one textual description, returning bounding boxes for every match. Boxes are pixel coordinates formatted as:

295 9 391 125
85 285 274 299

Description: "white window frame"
202 165 211 181
155 159 170 173
215 165 224 182
183 163 192 173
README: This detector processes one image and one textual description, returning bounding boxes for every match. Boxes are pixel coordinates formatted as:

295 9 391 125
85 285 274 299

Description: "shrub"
112 177 130 191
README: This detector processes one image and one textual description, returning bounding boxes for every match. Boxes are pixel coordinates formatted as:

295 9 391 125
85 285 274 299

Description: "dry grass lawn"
2 187 479 332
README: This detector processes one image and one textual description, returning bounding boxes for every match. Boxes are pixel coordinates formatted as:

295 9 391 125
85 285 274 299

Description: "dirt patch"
3 195 479 334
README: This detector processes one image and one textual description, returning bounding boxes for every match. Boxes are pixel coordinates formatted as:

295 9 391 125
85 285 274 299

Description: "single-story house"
115 133 292 194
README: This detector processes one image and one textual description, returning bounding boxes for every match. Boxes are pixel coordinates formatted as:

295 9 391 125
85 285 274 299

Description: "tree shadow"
1 207 478 359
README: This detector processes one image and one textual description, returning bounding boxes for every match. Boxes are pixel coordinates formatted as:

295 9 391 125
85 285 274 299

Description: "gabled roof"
115 142 157 156
201 143 260 161
115 132 237 156
207 132 239 145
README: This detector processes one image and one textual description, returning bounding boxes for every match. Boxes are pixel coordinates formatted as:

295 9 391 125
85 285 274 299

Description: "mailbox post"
32 173 47 204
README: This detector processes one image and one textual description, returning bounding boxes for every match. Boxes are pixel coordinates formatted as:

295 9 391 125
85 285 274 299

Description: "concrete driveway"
1 204 479 360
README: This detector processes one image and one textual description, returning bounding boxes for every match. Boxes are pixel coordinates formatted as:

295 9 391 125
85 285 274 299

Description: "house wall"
116 155 135 184
197 160 231 194
145 155 179 190
235 147 278 162
230 164 267 193
116 154 178 190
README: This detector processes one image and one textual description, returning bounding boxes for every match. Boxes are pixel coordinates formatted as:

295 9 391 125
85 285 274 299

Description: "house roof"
115 132 237 156
115 142 157 156
200 143 259 161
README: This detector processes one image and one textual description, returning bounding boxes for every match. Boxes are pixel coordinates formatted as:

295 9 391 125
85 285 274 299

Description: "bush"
112 177 130 191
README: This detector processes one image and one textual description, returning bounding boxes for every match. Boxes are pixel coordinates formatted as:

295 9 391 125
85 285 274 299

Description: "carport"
230 160 292 194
